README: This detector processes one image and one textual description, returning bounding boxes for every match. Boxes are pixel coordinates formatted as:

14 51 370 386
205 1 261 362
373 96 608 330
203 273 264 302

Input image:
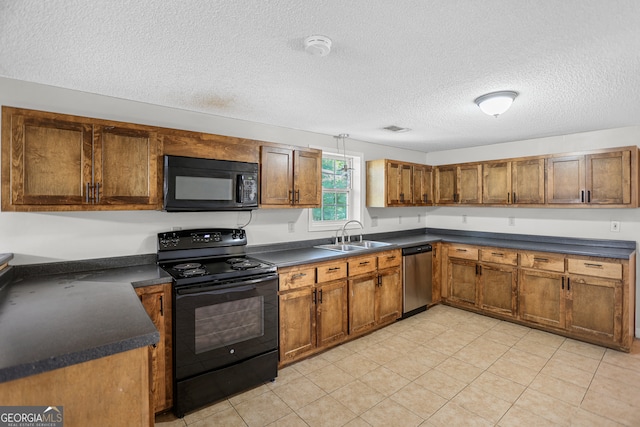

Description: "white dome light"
474 91 518 117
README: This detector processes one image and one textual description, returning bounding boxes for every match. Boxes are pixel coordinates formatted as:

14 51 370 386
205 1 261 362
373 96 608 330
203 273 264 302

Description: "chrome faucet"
340 220 364 244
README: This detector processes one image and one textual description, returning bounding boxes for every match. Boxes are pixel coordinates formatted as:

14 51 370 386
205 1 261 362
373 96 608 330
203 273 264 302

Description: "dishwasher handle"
402 245 433 256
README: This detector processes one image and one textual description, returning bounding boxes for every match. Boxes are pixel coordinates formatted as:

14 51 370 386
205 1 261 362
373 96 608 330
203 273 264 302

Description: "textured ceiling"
1 0 640 152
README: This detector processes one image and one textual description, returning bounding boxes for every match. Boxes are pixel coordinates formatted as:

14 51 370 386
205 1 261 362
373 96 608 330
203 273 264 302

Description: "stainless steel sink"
348 240 392 249
314 240 392 252
314 243 365 252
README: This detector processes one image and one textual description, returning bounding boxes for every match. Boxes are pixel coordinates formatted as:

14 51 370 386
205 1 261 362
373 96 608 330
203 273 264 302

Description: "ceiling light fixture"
474 91 518 118
304 35 332 56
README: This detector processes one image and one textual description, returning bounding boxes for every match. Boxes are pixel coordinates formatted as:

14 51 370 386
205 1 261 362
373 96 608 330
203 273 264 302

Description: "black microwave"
163 155 259 211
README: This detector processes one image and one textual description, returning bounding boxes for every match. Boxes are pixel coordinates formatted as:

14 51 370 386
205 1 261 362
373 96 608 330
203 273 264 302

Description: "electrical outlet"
508 217 515 226
610 221 621 232
371 216 378 227
462 214 467 224
288 222 295 233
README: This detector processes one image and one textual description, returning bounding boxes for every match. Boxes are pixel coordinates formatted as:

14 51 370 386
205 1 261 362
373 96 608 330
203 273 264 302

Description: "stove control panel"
158 228 247 251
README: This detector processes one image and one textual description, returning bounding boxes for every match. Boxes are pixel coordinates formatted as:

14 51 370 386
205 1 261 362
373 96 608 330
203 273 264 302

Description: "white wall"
0 77 428 264
425 128 640 337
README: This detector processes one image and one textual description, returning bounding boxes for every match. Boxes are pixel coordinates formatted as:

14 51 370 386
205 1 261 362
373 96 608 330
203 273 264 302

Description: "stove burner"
174 263 203 270
225 258 246 265
181 268 207 277
231 260 261 270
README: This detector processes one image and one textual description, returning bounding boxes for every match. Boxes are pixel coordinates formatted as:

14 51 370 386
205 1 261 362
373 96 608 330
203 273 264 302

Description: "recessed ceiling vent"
383 125 411 133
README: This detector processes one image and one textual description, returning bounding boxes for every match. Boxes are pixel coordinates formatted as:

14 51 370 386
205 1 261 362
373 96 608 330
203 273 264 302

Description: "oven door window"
174 278 278 380
195 295 263 354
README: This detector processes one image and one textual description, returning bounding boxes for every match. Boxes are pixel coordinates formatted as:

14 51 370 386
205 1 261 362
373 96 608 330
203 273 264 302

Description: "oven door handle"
176 274 277 295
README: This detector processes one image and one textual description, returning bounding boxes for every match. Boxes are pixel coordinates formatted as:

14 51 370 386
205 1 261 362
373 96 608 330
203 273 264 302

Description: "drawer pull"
491 252 504 257
327 267 341 271
456 248 467 252
386 256 396 260
359 261 370 265
584 263 603 269
533 257 549 262
291 273 307 279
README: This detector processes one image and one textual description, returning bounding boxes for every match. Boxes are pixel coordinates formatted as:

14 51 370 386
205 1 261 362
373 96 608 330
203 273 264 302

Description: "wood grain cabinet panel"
479 264 517 317
348 274 377 335
412 164 433 205
483 158 545 205
435 164 482 204
434 165 457 204
260 146 321 208
136 283 172 414
366 159 431 207
279 286 316 362
566 275 621 343
2 107 160 211
518 268 565 329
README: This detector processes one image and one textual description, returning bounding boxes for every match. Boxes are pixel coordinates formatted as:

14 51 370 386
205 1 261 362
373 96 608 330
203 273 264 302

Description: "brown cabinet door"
412 164 432 205
483 161 511 204
458 164 482 203
586 150 631 205
546 155 586 204
136 283 172 413
94 125 158 206
511 158 545 204
279 287 316 362
386 162 402 205
479 264 517 317
435 166 457 204
294 149 322 207
566 275 622 343
8 114 92 206
399 163 412 205
316 280 348 347
348 275 377 335
447 258 478 308
376 268 402 325
261 146 294 206
518 269 565 329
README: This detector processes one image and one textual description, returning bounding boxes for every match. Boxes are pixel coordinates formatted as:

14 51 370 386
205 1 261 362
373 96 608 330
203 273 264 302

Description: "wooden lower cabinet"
444 244 635 351
279 249 402 365
135 283 173 414
278 260 348 365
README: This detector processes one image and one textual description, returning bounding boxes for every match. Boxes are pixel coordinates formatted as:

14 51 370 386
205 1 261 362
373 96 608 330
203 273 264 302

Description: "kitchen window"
309 151 362 231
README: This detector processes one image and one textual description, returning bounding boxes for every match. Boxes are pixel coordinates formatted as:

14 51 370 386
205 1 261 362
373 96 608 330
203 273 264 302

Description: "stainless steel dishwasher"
402 244 433 318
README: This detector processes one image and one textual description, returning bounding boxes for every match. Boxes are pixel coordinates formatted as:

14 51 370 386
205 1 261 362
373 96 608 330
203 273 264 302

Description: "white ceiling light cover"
475 91 518 117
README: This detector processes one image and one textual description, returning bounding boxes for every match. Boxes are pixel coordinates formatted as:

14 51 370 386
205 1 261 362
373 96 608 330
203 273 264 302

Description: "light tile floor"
156 305 640 426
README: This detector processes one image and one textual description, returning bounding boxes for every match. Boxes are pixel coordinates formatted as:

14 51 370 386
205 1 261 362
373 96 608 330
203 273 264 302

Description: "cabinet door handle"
475 264 482 275
377 275 382 286
327 267 341 271
513 192 517 203
587 190 591 203
319 289 323 304
581 190 585 203
159 295 164 316
295 189 300 203
95 182 100 203
533 257 549 262
289 190 293 203
423 194 428 203
312 289 317 304
562 277 565 290
86 183 91 203
456 248 467 252
386 256 396 260
507 193 510 204
567 278 571 291
359 261 370 265
491 252 504 257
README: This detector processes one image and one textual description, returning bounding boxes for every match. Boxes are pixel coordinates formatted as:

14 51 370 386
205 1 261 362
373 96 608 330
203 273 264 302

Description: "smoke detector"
304 35 332 56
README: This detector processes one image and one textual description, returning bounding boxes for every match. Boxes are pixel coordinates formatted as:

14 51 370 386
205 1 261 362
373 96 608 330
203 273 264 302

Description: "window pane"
336 206 347 220
323 192 336 205
322 206 336 221
322 173 334 188
311 207 322 221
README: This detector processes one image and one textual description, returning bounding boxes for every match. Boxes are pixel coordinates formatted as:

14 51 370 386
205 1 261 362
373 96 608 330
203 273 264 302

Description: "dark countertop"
0 254 13 266
252 228 636 268
0 261 170 384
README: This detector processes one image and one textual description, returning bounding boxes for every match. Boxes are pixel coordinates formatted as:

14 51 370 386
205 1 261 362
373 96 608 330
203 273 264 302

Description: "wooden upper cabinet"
483 158 545 205
412 164 433 205
260 146 321 208
547 149 634 206
1 107 160 211
94 125 158 206
512 158 545 204
435 164 481 204
386 161 412 205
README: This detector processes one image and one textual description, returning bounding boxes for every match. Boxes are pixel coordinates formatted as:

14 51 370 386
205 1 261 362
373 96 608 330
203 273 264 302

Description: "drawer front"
519 252 565 272
480 248 517 266
567 258 622 280
279 266 316 291
447 245 479 261
317 261 348 282
348 255 377 276
378 249 401 269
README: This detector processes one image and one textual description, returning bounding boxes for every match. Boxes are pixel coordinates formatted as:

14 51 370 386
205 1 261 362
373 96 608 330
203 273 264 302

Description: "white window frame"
308 148 363 232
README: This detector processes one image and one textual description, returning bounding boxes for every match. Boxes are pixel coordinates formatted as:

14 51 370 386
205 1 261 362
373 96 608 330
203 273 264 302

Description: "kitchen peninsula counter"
0 260 170 383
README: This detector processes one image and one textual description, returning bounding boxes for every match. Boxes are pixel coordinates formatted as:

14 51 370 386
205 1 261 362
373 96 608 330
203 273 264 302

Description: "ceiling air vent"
383 125 411 133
